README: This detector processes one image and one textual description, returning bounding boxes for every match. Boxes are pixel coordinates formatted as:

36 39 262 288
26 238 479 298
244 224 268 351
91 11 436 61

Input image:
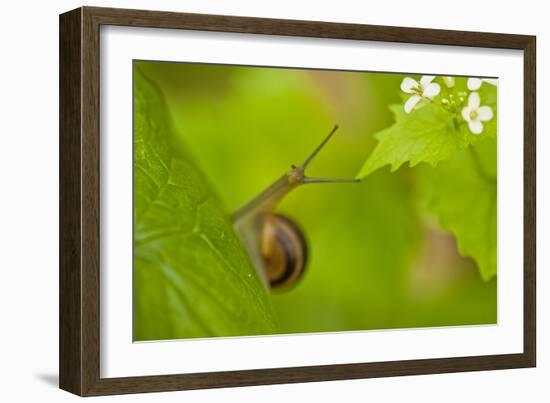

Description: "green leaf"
356 78 497 179
133 68 276 341
357 104 465 178
417 138 497 280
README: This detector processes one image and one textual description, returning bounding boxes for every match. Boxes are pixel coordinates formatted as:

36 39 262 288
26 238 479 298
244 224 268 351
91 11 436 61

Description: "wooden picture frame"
59 6 536 396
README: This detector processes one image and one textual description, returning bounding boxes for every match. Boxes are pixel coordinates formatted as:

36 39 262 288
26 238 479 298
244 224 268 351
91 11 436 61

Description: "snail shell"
261 214 308 289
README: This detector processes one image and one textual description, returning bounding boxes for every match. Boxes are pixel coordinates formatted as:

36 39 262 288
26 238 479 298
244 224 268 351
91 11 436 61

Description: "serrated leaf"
357 104 466 178
133 68 276 341
417 138 497 280
356 79 497 179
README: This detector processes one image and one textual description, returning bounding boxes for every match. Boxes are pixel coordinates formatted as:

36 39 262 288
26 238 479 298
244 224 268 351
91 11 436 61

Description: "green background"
134 61 497 340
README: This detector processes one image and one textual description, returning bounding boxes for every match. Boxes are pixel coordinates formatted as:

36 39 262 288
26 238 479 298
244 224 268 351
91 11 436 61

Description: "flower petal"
442 76 455 88
404 94 421 113
400 77 418 93
462 106 472 122
420 75 436 86
422 82 440 98
477 105 494 121
468 92 480 108
468 120 483 135
467 78 482 91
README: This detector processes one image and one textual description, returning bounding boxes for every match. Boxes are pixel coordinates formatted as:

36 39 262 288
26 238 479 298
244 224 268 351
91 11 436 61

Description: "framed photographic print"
59 6 536 396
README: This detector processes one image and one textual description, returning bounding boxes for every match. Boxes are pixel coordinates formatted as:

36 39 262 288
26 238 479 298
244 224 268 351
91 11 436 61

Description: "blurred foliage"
134 61 497 340
416 137 497 280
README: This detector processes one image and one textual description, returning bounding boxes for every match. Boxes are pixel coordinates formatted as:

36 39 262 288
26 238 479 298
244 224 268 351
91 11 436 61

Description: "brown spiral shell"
260 214 308 290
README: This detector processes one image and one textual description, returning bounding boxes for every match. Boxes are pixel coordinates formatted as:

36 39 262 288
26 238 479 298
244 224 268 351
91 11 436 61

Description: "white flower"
442 76 455 88
461 92 494 135
467 77 498 91
401 75 441 113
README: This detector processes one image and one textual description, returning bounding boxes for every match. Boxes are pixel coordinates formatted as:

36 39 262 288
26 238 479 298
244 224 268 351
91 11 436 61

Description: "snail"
233 125 360 291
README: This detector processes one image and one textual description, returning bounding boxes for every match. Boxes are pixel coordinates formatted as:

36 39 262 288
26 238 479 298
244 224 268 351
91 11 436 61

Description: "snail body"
233 168 308 290
232 125 359 291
